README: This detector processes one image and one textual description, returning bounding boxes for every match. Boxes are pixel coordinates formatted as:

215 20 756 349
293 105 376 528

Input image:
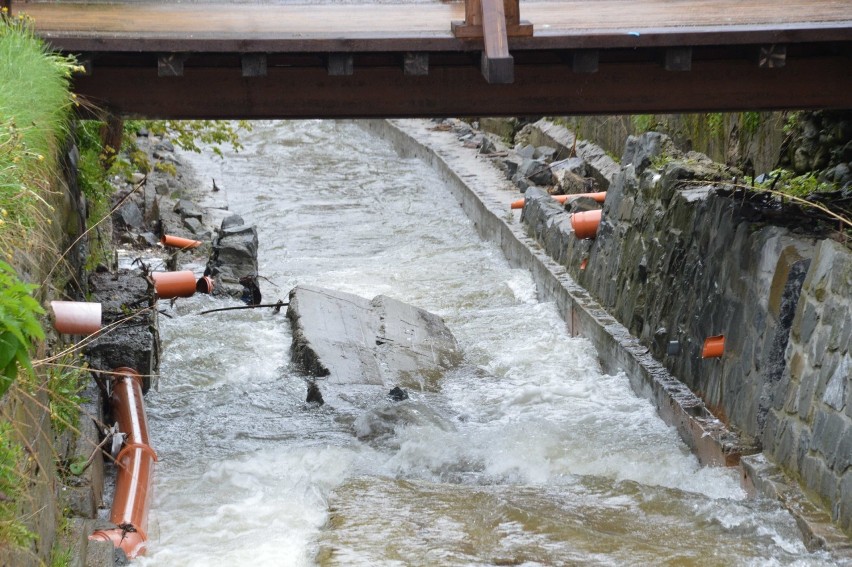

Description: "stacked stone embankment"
517 120 852 541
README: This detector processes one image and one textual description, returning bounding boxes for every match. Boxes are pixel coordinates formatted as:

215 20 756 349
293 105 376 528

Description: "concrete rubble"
287 285 462 398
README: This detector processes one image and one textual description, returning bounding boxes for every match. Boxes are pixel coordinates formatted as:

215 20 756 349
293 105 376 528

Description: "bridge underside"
19 1 852 119
66 47 851 119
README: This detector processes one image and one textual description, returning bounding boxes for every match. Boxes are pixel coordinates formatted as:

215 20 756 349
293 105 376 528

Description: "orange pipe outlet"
570 209 602 239
702 335 725 358
196 275 214 294
510 192 607 210
151 270 197 299
50 301 102 335
89 368 157 559
161 234 201 249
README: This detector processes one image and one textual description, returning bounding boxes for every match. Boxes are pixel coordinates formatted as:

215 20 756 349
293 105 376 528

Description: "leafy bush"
0 261 45 397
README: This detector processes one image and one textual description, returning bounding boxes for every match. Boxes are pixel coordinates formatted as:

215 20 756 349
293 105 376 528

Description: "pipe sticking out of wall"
510 191 606 209
89 367 156 559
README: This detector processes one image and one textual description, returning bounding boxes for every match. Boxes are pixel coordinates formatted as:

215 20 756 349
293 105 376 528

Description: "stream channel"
136 121 833 566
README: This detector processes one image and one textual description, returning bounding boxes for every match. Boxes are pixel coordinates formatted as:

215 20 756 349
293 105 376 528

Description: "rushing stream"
137 121 833 566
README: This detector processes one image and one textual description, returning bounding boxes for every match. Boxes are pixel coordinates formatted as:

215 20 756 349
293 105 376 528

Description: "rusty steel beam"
70 53 852 120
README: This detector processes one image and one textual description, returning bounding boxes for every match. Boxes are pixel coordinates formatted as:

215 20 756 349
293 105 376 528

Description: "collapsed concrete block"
287 285 461 393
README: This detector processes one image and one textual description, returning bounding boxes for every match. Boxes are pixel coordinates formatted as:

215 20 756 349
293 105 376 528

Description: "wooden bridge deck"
14 0 852 118
23 1 852 49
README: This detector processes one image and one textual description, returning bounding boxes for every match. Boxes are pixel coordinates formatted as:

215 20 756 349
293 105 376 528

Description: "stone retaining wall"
764 239 852 532
519 126 852 536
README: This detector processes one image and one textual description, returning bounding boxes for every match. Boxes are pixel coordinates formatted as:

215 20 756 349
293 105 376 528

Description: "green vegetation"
754 169 836 198
0 421 35 548
0 12 78 553
44 354 87 435
0 261 45 397
0 12 77 253
75 118 250 269
631 114 658 133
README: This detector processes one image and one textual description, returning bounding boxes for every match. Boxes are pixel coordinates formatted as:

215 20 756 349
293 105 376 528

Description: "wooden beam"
758 44 787 68
328 53 354 76
241 54 267 77
70 56 852 119
664 47 692 71
573 50 599 73
158 53 186 77
452 0 532 39
480 0 513 84
403 52 429 76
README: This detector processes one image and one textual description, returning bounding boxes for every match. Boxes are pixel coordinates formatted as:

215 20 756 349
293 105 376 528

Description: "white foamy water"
137 121 832 566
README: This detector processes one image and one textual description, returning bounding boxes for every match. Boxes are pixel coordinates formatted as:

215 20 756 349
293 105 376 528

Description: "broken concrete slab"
287 285 461 392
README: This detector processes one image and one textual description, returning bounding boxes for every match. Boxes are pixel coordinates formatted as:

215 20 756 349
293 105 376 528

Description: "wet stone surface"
287 285 461 396
85 271 158 392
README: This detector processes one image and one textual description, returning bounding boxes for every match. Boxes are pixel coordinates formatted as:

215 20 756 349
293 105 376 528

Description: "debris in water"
306 381 324 406
388 386 409 402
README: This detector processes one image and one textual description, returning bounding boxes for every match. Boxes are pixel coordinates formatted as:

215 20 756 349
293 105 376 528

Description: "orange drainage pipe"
90 368 157 559
151 270 197 299
161 234 201 249
702 335 725 358
510 192 607 210
50 301 102 335
196 275 215 294
571 209 602 239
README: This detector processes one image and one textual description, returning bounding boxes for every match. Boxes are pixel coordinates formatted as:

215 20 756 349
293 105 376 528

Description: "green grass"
0 13 77 253
0 14 78 553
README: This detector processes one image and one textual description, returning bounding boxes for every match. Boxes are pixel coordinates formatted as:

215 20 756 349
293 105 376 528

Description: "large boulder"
287 285 462 394
206 215 258 297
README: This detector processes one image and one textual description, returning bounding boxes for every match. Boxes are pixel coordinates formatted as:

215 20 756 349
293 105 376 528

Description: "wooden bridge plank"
24 1 852 44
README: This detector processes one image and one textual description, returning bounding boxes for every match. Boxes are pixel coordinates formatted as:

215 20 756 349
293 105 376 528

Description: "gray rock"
154 140 175 152
154 151 181 165
136 232 160 248
112 201 145 232
221 214 245 230
85 271 158 392
173 199 203 221
621 131 675 174
498 155 522 179
154 180 170 196
534 146 557 162
182 216 206 235
554 169 587 194
516 144 536 159
551 156 588 177
823 353 850 411
85 538 116 567
793 147 812 174
287 285 461 392
207 222 259 291
518 158 554 186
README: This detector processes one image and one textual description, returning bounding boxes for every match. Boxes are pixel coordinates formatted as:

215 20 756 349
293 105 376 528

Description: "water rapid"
137 121 831 566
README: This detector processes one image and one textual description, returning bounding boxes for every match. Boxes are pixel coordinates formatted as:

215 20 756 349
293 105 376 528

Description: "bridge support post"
99 112 124 170
452 0 532 85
